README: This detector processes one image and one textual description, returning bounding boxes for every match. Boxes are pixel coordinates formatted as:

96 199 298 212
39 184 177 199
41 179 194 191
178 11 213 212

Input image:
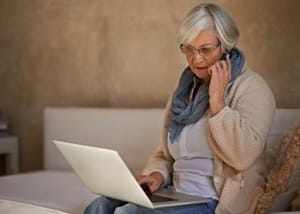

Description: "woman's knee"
84 197 106 214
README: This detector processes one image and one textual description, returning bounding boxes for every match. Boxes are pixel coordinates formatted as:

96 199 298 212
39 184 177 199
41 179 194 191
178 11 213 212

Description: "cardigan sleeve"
208 72 276 171
142 143 173 187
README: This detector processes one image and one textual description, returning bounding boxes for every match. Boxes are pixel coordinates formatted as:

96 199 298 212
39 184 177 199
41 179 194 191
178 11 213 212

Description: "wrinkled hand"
208 54 231 116
135 172 164 193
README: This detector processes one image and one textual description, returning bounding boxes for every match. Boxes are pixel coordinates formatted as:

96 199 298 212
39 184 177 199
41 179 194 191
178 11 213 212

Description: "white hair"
177 3 239 52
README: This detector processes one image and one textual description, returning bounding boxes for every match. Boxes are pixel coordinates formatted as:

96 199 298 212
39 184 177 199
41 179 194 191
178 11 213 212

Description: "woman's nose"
192 52 205 63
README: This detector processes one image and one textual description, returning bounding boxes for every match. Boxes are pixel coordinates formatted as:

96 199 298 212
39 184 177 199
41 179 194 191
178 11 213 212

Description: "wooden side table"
0 136 19 174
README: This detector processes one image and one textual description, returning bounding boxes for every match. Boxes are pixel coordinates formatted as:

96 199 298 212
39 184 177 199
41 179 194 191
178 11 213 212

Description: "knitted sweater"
143 69 276 214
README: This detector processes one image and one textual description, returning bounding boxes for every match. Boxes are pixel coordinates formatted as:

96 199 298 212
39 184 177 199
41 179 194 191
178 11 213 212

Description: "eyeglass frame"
179 42 221 58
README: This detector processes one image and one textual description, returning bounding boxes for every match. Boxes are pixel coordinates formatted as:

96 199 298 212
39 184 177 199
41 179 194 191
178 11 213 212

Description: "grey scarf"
166 47 245 143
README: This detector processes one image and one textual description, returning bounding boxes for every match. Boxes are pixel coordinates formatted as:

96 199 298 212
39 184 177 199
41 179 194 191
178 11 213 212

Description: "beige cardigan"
143 70 276 214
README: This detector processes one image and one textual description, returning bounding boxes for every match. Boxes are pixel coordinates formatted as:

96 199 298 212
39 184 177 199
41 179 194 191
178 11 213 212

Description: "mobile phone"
220 52 229 60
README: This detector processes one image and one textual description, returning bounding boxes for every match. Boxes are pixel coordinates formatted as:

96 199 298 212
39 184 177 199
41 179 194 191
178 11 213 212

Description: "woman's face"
182 29 223 82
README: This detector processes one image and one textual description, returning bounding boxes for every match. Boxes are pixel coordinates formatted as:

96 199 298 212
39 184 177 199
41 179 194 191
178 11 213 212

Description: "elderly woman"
85 3 275 214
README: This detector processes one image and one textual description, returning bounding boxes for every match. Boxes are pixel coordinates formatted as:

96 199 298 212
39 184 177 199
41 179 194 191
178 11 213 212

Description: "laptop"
54 140 212 209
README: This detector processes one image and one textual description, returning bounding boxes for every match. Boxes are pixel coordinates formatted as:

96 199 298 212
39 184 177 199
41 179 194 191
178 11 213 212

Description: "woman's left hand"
208 54 231 116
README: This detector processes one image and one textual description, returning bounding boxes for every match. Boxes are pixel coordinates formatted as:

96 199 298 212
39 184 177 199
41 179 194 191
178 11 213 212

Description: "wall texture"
0 0 299 172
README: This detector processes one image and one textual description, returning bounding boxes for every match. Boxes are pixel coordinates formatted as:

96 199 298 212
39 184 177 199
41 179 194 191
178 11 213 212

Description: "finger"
226 54 231 71
211 64 218 73
220 60 229 76
215 62 222 74
149 182 160 193
217 59 225 70
135 174 148 181
227 68 231 81
208 63 218 74
225 54 231 81
215 63 225 78
136 175 153 185
220 60 227 71
210 65 219 80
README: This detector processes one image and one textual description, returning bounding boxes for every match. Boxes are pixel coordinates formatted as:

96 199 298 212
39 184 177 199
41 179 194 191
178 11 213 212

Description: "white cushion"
44 108 164 173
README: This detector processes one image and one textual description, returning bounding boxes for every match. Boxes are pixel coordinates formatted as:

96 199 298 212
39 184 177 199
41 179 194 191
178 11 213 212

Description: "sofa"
0 107 299 214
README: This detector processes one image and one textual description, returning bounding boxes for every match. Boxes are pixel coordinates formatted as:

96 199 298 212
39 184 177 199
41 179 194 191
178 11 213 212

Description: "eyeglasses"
180 43 221 58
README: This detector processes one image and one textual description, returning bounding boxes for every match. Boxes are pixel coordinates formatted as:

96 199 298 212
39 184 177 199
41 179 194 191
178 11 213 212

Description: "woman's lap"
84 196 218 214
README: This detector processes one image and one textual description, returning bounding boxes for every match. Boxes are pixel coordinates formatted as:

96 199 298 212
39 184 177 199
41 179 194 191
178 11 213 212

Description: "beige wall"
0 0 299 172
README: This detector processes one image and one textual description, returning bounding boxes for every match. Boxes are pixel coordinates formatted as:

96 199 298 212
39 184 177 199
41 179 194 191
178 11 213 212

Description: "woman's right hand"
135 172 165 193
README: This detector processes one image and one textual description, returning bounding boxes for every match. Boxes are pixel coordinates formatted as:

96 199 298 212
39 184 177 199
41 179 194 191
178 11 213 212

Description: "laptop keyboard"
141 184 176 203
148 194 177 203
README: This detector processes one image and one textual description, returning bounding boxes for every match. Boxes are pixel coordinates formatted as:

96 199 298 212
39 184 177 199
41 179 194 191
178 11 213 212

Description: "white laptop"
54 140 212 209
